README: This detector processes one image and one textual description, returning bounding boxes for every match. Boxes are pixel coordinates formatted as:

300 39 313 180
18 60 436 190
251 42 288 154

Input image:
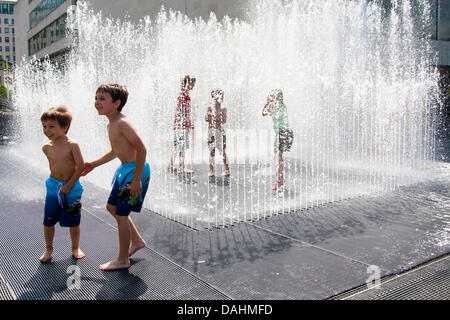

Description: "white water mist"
14 0 441 229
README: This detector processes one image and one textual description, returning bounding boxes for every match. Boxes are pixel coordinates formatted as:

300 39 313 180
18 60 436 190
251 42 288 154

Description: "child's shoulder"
66 137 80 146
42 141 52 152
116 114 137 130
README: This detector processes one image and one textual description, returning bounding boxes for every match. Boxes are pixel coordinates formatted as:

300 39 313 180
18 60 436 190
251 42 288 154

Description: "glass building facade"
0 1 15 66
28 13 66 56
29 0 65 29
1 3 13 15
438 0 450 40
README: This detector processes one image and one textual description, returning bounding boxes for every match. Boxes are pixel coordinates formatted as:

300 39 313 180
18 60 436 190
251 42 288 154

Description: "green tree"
0 84 7 100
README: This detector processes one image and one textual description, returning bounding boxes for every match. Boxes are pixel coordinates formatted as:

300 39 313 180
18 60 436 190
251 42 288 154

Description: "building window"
28 14 67 56
4 19 8 25
11 28 14 34
11 19 14 25
0 47 2 52
6 56 10 61
4 28 8 34
5 37 9 43
29 0 65 30
1 4 8 15
0 56 3 61
440 1 450 40
5 47 9 52
9 4 13 15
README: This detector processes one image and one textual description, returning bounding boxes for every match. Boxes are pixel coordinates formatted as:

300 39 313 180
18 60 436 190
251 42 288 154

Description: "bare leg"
221 152 230 176
70 226 85 259
278 151 284 188
180 149 195 174
272 151 279 190
168 148 177 172
221 137 230 176
128 216 146 257
179 150 185 172
100 204 131 271
40 225 54 263
209 149 215 176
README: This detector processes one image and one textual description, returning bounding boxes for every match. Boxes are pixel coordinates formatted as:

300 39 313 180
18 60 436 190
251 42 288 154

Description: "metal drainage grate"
328 253 449 300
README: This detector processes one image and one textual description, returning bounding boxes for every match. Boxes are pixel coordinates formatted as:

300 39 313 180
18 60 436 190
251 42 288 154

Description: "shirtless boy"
83 83 150 271
205 88 230 178
40 106 85 263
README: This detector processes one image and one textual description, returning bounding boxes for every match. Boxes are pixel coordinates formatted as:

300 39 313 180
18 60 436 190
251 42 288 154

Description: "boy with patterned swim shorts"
40 106 85 263
83 83 150 271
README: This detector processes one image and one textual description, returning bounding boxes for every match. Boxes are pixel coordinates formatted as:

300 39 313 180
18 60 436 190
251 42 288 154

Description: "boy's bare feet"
99 259 130 271
40 248 53 263
129 239 146 257
221 171 230 177
272 182 278 190
168 165 176 172
72 248 86 260
181 168 195 174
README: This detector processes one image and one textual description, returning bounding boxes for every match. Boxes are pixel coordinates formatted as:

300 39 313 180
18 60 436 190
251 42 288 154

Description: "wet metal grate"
328 254 450 300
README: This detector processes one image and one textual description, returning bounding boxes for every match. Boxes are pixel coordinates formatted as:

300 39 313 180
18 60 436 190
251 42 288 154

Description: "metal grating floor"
329 254 449 300
0 201 231 300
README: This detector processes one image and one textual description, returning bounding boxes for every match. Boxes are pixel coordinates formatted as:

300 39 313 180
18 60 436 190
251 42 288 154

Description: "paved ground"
0 147 448 300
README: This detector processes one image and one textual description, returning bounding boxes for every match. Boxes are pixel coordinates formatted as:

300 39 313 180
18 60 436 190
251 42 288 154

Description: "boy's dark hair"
181 74 196 90
41 106 72 133
96 83 129 112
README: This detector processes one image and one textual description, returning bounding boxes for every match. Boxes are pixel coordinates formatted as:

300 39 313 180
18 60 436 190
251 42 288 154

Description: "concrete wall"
13 0 26 64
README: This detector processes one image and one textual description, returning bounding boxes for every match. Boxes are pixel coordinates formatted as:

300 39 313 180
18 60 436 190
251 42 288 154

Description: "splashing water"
14 0 442 229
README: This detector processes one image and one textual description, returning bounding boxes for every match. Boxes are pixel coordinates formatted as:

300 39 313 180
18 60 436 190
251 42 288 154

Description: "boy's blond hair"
41 106 72 133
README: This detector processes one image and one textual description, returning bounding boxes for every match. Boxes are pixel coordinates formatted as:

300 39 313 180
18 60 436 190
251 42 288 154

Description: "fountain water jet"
13 0 442 230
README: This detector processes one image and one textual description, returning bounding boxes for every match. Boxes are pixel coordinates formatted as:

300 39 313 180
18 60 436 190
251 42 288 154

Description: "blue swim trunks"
44 177 83 227
108 161 151 216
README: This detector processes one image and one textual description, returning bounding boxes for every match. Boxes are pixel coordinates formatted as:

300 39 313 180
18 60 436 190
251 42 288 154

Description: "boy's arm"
222 107 227 124
262 101 270 116
205 106 211 123
60 141 84 194
119 120 146 198
42 144 49 156
82 149 116 176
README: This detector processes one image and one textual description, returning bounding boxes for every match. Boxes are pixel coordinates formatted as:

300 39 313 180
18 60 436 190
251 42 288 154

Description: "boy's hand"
130 179 142 198
82 162 95 176
60 184 72 194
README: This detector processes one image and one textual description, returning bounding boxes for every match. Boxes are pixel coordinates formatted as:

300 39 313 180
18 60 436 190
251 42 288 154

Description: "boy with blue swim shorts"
108 161 150 216
83 83 150 271
41 106 86 263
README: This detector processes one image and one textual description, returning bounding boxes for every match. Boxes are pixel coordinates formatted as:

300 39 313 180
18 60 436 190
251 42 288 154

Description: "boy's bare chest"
213 109 224 122
47 145 72 163
108 125 125 147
